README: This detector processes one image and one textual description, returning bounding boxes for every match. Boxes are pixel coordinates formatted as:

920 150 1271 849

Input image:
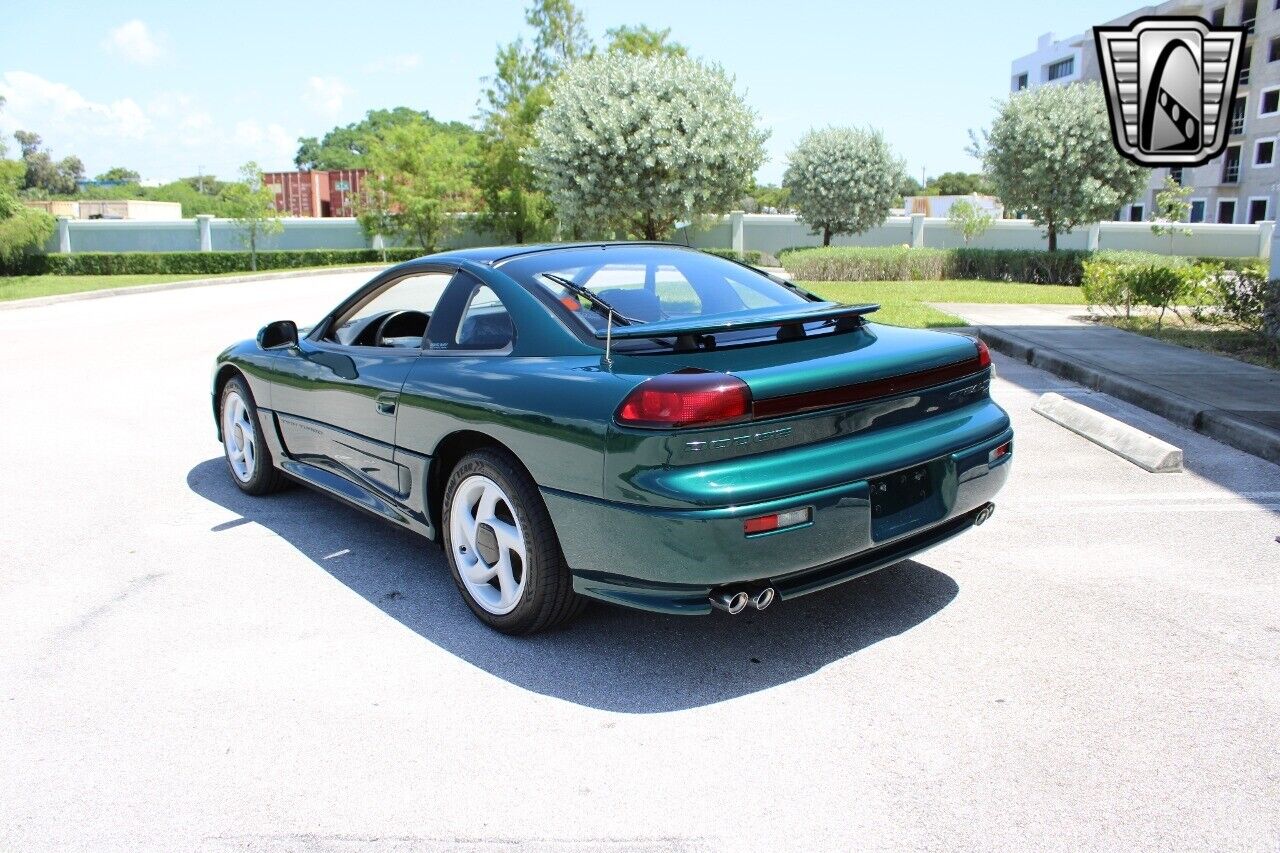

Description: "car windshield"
499 246 810 335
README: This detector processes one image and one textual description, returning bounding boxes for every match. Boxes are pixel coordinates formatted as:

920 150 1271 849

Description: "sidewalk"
932 303 1280 465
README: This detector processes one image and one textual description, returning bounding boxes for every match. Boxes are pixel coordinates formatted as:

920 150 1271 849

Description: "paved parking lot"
1 272 1277 852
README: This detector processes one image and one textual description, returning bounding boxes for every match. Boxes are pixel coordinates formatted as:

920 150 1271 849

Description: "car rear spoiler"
593 302 881 341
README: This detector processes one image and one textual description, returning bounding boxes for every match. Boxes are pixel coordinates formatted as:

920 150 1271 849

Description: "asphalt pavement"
0 273 1277 851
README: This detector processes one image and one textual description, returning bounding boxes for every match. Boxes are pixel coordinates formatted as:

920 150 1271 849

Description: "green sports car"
212 243 1012 634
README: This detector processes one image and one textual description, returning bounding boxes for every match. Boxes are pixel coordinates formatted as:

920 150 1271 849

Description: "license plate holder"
870 463 941 540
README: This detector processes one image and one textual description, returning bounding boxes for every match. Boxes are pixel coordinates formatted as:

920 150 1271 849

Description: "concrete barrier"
1032 392 1183 473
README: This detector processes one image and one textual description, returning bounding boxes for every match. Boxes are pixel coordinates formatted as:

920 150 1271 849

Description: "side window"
455 284 514 351
326 271 453 346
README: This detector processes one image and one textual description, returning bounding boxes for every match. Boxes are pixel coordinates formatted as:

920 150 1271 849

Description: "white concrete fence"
682 212 1276 259
43 211 1278 260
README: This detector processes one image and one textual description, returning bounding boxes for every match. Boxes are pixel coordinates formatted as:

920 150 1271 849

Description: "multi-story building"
1010 0 1278 224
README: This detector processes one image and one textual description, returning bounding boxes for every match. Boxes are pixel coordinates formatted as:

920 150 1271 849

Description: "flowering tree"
527 53 767 239
783 127 905 246
972 82 1148 251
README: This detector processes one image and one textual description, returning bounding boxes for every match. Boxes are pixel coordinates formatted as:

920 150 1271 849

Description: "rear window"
499 246 810 336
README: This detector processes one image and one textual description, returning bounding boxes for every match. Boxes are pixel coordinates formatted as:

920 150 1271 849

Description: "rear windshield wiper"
541 272 639 325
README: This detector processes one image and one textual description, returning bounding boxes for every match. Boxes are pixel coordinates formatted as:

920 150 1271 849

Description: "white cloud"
364 53 421 74
102 20 164 65
0 71 150 139
303 76 353 118
0 71 298 180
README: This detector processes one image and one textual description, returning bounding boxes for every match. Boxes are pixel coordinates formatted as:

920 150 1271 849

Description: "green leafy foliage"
1 248 424 277
921 171 991 196
221 162 284 271
783 127 905 245
294 108 478 171
783 246 1095 284
972 83 1149 250
528 52 767 239
605 24 687 57
358 121 476 252
13 130 84 196
947 200 994 245
94 167 141 183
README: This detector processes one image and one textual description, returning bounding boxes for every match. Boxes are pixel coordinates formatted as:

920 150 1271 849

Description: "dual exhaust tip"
974 503 996 526
710 586 775 615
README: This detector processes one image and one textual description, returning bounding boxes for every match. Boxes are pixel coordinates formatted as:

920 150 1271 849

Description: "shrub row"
700 247 765 266
779 246 1262 286
1082 255 1278 341
0 248 426 277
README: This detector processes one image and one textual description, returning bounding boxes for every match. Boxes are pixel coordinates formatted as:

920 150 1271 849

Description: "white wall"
681 213 1274 259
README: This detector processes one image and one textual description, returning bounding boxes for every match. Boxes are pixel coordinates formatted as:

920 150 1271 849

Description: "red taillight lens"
976 339 991 369
616 371 752 429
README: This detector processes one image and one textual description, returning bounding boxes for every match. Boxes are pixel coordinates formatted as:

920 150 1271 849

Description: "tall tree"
222 162 283 271
605 25 687 57
359 121 476 252
971 82 1148 251
526 0 591 76
13 131 84 196
924 171 991 196
0 100 55 265
783 127 906 246
295 108 477 171
528 53 767 239
94 167 141 183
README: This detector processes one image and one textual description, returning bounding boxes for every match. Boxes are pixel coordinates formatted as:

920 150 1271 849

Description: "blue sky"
1 0 1140 185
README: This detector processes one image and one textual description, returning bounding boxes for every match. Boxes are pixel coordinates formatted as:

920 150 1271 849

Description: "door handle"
375 393 398 416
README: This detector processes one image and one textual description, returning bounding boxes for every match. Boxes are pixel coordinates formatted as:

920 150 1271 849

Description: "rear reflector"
744 507 812 535
990 441 1011 463
616 371 752 429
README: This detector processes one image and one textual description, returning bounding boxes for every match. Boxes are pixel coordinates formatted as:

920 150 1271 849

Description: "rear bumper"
543 426 1013 614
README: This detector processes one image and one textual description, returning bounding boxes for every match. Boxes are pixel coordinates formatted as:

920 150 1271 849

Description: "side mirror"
257 320 299 349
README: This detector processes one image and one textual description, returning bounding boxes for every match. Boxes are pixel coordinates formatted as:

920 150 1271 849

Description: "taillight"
616 371 752 429
976 339 991 369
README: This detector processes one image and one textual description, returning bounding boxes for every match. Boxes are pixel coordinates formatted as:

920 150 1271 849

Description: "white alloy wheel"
449 474 527 615
222 390 257 483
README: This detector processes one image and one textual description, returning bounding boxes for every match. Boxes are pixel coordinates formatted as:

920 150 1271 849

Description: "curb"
1032 392 1183 472
977 325 1280 466
0 264 390 311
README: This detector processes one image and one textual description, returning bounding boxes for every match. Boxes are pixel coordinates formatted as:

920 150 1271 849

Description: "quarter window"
455 285 514 351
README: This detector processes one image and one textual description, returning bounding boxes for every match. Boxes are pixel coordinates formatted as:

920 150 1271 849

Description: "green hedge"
0 248 425 276
780 246 1262 285
699 247 784 267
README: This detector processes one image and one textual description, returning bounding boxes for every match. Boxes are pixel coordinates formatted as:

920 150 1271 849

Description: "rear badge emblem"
685 426 792 452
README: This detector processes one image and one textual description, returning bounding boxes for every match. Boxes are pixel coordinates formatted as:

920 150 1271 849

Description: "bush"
1193 261 1270 333
0 248 425 276
700 248 767 266
781 246 1092 284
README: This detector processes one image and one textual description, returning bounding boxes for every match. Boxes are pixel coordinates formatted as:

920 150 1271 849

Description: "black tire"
442 448 585 635
219 375 290 496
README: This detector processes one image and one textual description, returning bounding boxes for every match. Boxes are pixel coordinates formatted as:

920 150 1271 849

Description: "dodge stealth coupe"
213 243 1012 634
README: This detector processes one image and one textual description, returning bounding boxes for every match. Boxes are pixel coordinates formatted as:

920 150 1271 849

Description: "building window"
1256 138 1276 166
1232 97 1247 134
1129 204 1146 222
1217 199 1237 223
1243 0 1257 33
1046 57 1074 81
1261 87 1280 116
1270 36 1280 63
1014 73 1028 91
1169 167 1184 185
1189 200 1206 223
1210 6 1225 25
1223 145 1242 183
1248 196 1269 223
1240 44 1253 84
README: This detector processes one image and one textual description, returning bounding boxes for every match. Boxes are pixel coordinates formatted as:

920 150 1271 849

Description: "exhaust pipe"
709 589 750 615
974 503 996 526
749 586 776 611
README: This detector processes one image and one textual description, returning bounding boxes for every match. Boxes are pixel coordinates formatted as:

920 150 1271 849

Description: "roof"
419 241 696 267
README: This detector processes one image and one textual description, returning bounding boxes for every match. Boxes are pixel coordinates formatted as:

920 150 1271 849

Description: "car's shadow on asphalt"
187 458 958 713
